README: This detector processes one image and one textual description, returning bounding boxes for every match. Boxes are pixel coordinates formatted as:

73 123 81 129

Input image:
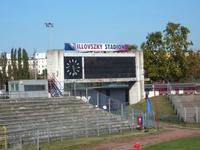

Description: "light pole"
44 22 54 50
33 50 37 80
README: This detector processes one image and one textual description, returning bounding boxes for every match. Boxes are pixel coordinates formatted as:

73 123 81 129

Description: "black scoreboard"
64 57 136 79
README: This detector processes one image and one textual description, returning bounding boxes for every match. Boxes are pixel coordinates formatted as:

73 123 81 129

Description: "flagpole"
145 92 150 130
44 22 54 50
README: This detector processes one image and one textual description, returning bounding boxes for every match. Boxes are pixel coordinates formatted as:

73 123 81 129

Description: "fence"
0 112 160 150
1 82 185 149
0 96 162 150
169 94 200 123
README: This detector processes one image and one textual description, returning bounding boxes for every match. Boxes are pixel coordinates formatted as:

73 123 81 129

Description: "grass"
22 129 161 150
0 126 6 150
142 136 200 150
171 122 200 128
131 96 175 115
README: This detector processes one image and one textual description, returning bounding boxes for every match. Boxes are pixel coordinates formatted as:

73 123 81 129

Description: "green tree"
128 44 138 51
7 64 12 80
185 51 200 81
22 48 30 79
0 71 3 88
141 32 167 81
17 48 23 79
0 52 7 85
11 48 18 80
163 22 193 81
42 69 47 79
141 22 192 82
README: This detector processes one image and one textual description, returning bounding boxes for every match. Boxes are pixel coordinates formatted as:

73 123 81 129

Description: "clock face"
64 57 82 79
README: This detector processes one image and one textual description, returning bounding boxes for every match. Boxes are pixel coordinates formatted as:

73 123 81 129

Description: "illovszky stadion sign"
64 43 129 52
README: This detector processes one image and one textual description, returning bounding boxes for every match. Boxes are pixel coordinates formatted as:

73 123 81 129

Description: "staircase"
48 76 62 97
0 97 131 146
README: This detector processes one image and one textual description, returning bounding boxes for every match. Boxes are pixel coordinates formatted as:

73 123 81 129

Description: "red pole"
133 143 140 150
154 82 159 129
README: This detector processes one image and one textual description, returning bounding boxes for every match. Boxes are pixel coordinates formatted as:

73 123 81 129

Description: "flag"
64 43 76 51
146 94 151 113
44 22 54 28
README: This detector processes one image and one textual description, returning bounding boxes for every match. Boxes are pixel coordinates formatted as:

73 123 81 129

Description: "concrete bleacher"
171 95 200 123
0 97 130 146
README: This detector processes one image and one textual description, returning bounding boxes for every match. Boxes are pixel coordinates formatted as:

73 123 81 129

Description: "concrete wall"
129 51 144 104
47 49 64 90
110 89 127 103
8 80 49 99
47 50 144 105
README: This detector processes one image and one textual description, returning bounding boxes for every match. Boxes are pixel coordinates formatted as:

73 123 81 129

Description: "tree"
7 64 12 80
42 69 47 79
0 52 7 86
0 71 3 88
141 32 167 81
185 51 200 81
163 22 193 81
17 48 23 79
141 22 192 82
11 48 18 80
22 48 30 79
128 44 138 51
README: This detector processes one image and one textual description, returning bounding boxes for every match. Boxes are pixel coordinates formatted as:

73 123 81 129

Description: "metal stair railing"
48 74 63 97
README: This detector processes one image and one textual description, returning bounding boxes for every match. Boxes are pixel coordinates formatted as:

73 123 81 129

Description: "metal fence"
0 113 160 150
169 94 200 123
0 96 162 150
0 82 183 149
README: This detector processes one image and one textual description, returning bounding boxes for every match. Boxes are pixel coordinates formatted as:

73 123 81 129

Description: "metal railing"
169 95 200 123
0 96 161 150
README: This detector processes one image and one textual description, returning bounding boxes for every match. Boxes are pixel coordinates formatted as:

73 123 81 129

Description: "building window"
11 84 15 91
10 83 19 92
24 85 46 91
15 84 19 91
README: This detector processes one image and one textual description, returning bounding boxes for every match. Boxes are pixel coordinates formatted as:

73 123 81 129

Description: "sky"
0 0 200 54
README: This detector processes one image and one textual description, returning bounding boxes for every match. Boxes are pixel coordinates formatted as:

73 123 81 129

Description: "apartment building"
0 52 47 76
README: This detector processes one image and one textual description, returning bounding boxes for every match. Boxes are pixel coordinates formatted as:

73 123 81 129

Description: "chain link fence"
0 82 171 149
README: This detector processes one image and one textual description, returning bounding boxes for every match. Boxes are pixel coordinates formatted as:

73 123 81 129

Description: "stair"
0 97 131 146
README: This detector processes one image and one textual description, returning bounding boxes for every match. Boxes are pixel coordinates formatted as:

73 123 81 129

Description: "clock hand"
72 65 75 73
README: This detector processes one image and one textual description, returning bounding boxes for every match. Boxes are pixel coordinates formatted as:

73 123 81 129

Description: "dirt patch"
84 126 200 150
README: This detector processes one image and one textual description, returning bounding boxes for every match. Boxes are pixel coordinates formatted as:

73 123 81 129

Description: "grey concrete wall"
110 89 126 103
8 80 49 99
47 50 144 104
129 51 144 104
47 49 64 91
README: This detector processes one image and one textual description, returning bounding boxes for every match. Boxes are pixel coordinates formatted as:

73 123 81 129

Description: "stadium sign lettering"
64 43 129 52
77 43 103 50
